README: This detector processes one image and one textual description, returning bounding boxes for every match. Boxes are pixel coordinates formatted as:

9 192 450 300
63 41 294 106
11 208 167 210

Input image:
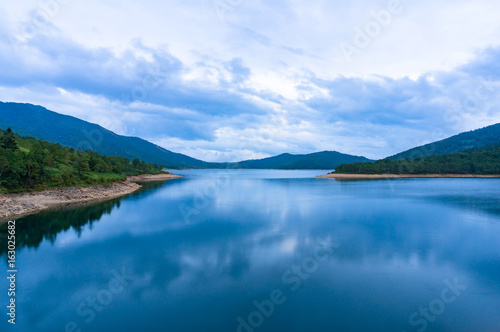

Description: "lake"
1 170 500 332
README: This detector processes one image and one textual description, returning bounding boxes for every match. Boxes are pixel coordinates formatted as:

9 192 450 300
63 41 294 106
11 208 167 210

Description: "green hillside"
277 151 373 169
0 102 216 169
230 151 372 169
230 153 304 169
0 128 164 193
333 144 500 175
389 123 500 160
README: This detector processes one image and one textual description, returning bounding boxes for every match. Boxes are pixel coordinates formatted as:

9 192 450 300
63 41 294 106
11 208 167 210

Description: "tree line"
0 128 164 193
334 144 500 175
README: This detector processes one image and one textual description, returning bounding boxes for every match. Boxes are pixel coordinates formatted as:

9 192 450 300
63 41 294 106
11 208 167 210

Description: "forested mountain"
0 128 164 193
334 144 500 175
0 102 216 169
230 151 372 169
389 123 500 160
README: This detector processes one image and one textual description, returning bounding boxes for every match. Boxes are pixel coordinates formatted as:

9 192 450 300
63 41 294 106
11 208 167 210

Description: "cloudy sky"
1 0 500 161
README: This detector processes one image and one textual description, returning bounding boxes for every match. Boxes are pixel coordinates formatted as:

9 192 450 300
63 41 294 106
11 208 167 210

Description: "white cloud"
1 1 500 161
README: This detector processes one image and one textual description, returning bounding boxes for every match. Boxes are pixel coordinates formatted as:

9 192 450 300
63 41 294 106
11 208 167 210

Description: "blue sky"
0 0 499 161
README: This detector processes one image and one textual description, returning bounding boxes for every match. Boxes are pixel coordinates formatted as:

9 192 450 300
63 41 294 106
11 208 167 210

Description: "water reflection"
0 172 499 332
0 199 119 256
0 182 167 257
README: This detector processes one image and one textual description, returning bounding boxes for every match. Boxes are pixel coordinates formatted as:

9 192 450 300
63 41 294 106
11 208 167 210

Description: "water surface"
1 170 500 331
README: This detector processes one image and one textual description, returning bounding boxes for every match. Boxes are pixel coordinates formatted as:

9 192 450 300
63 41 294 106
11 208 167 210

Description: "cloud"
0 1 499 161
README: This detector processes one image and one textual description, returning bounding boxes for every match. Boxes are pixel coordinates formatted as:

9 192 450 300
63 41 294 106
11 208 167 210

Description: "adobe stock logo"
403 278 467 332
213 0 246 21
77 129 103 151
65 268 135 332
339 0 415 63
236 238 341 332
20 0 73 40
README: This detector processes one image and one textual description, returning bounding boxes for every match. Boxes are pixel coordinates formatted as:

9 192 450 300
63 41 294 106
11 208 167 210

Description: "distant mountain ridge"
0 102 372 169
334 143 500 175
389 123 500 160
230 151 372 169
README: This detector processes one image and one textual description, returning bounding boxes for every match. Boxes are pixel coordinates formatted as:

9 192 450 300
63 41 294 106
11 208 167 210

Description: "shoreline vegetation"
0 128 167 194
319 174 500 180
0 128 184 221
327 144 500 178
0 173 182 221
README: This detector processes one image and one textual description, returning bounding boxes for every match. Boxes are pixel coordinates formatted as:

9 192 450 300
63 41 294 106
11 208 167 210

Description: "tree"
132 158 140 168
112 163 122 174
44 154 56 167
76 155 90 174
1 128 18 151
25 160 41 183
94 159 110 173
0 155 8 178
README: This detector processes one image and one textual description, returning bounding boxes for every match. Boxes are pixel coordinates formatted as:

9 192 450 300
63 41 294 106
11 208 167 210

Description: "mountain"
0 102 216 169
389 123 500 160
0 101 373 169
334 143 500 175
231 151 373 169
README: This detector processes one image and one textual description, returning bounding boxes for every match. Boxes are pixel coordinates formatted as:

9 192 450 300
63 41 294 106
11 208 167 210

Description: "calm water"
1 170 500 332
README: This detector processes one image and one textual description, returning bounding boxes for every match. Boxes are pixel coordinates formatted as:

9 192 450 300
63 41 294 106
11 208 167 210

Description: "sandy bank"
319 173 500 180
127 173 182 182
0 173 182 221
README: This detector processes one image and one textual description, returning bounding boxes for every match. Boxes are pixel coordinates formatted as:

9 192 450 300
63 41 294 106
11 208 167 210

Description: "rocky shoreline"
0 173 182 222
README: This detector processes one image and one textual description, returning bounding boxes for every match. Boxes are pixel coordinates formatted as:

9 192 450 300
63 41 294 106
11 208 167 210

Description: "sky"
0 0 499 161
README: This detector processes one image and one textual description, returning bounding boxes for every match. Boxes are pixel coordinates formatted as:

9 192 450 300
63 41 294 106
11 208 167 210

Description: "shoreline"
0 173 182 222
319 173 500 180
126 173 183 182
